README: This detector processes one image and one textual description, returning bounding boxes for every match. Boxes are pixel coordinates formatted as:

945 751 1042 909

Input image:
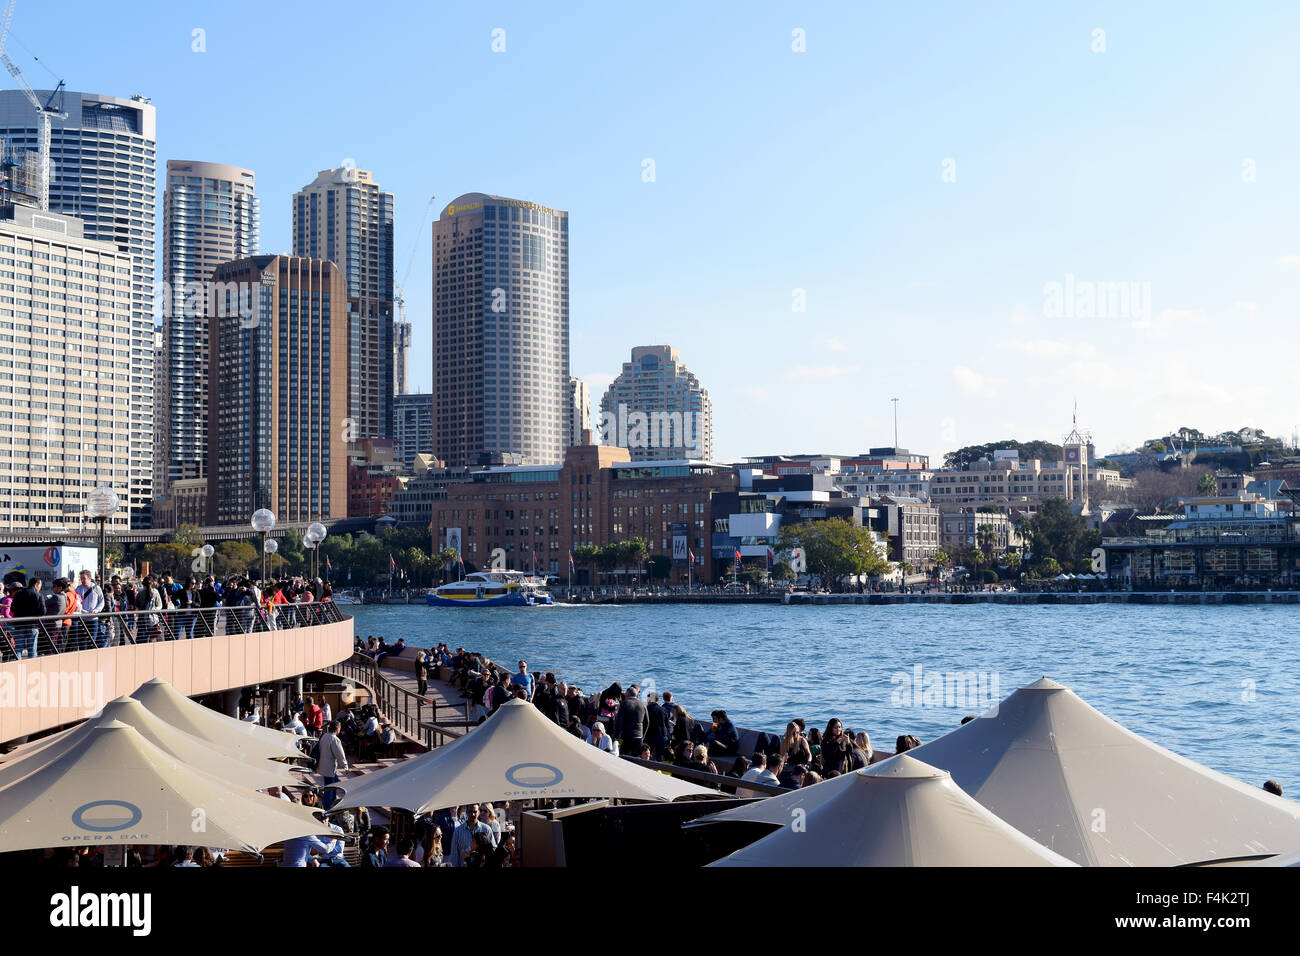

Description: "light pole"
304 540 316 581
891 397 900 449
306 521 327 581
201 543 215 580
251 509 276 584
86 486 119 586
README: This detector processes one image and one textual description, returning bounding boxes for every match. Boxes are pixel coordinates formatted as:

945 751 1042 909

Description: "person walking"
315 720 348 811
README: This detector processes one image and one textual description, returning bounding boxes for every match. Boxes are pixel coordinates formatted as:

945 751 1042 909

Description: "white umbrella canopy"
908 677 1300 866
335 698 716 814
710 755 1075 867
0 721 335 853
0 698 300 792
130 678 304 762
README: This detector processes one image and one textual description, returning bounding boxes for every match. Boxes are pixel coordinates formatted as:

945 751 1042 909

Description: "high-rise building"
0 205 133 532
432 193 569 467
393 392 434 471
393 318 411 395
0 91 157 527
599 345 713 461
292 166 394 442
160 160 258 492
206 255 348 525
567 376 590 447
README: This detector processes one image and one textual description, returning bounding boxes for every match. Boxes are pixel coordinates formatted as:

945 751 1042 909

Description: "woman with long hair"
670 704 692 750
821 718 855 776
853 730 873 768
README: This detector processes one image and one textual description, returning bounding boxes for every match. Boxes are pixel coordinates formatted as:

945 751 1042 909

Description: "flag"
389 554 396 574
688 548 696 565
767 547 774 570
568 551 574 573
734 549 742 562
326 555 332 572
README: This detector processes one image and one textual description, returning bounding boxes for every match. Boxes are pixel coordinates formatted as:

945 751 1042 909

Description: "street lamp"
306 521 327 580
251 509 276 583
86 486 119 586
201 543 215 579
264 537 279 579
304 539 316 581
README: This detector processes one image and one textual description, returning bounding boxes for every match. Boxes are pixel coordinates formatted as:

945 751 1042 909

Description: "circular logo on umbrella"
72 800 143 832
504 763 563 788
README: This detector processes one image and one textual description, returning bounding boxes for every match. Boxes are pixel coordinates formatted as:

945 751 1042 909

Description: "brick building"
432 442 736 583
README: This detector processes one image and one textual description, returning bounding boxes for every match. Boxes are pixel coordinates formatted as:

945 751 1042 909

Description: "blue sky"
15 0 1300 462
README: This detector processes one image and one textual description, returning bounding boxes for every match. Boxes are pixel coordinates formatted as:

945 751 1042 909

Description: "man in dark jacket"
613 684 649 756
646 692 670 760
7 573 43 658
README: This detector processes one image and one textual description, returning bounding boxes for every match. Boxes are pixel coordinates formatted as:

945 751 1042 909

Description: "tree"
215 540 258 577
931 549 950 569
943 439 1063 470
776 518 890 592
1196 472 1217 495
976 524 998 560
771 558 796 582
1039 557 1062 577
573 545 599 585
647 555 672 581
1028 498 1099 573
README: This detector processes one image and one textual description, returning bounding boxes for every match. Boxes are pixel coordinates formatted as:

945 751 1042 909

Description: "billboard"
671 522 688 564
445 528 462 556
0 544 99 582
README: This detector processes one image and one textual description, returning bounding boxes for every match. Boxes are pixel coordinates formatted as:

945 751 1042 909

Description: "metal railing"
323 654 470 750
0 600 348 662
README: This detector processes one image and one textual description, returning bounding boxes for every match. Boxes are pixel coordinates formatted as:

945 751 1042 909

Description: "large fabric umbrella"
335 698 715 814
907 677 1300 866
710 755 1075 866
0 698 300 792
130 678 304 762
0 721 334 853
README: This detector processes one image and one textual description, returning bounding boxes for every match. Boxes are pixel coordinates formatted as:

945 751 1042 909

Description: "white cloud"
739 386 769 401
1002 338 1096 359
1278 255 1300 266
784 363 860 382
823 337 848 353
1131 307 1207 332
951 365 999 398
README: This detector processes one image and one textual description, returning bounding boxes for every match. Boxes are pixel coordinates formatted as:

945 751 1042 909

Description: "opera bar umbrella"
0 721 335 854
907 678 1300 867
710 755 1075 867
130 678 304 762
0 698 300 792
335 698 715 814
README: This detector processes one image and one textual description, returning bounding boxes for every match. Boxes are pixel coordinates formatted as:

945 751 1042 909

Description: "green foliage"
1196 472 1218 495
980 569 999 584
770 558 796 582
1027 498 1099 573
776 518 890 592
943 439 1063 470
215 540 258 577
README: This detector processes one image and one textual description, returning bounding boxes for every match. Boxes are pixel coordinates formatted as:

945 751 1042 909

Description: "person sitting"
385 837 421 867
705 710 740 758
1263 780 1284 796
895 734 922 754
778 763 807 790
361 826 390 867
589 721 616 753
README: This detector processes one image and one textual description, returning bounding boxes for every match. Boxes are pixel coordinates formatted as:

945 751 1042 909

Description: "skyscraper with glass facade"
292 166 394 443
160 160 259 494
0 90 157 527
432 193 569 467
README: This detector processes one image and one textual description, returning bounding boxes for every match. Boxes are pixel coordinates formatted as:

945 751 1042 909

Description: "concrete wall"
0 617 353 745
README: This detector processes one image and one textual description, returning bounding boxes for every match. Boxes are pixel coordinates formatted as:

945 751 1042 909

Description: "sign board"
671 522 688 564
445 528 462 556
0 545 99 582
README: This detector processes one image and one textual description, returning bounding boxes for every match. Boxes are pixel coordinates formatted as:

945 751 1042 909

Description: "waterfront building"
432 193 569 467
929 456 1130 509
432 440 733 583
388 463 470 529
0 90 157 527
293 166 394 442
0 205 133 532
205 255 348 525
393 392 434 471
1099 493 1300 589
599 345 713 462
938 506 1023 557
868 495 941 567
347 438 402 518
159 160 259 493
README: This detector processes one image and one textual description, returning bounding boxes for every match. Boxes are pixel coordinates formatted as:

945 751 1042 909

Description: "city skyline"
4 2 1299 469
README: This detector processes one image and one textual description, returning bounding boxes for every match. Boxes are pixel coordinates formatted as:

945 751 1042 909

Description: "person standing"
449 806 496 867
315 720 348 811
7 573 42 658
75 570 104 649
614 684 649 757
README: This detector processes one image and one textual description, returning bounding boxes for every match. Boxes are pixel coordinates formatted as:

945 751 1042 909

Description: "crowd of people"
0 570 335 659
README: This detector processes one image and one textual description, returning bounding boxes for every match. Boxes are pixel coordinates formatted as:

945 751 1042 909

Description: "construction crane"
393 194 436 392
0 0 66 211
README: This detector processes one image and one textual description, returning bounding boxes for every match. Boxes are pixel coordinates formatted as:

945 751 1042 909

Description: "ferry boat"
426 571 554 608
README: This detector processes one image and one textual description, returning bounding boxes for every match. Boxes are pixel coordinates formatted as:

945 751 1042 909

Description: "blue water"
348 603 1299 794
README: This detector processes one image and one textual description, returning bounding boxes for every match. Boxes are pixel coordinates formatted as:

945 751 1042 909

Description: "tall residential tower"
599 345 713 461
292 166 394 442
160 160 259 493
432 193 569 467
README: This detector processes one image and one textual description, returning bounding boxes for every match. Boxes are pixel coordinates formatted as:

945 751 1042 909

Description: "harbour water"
349 602 1299 795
